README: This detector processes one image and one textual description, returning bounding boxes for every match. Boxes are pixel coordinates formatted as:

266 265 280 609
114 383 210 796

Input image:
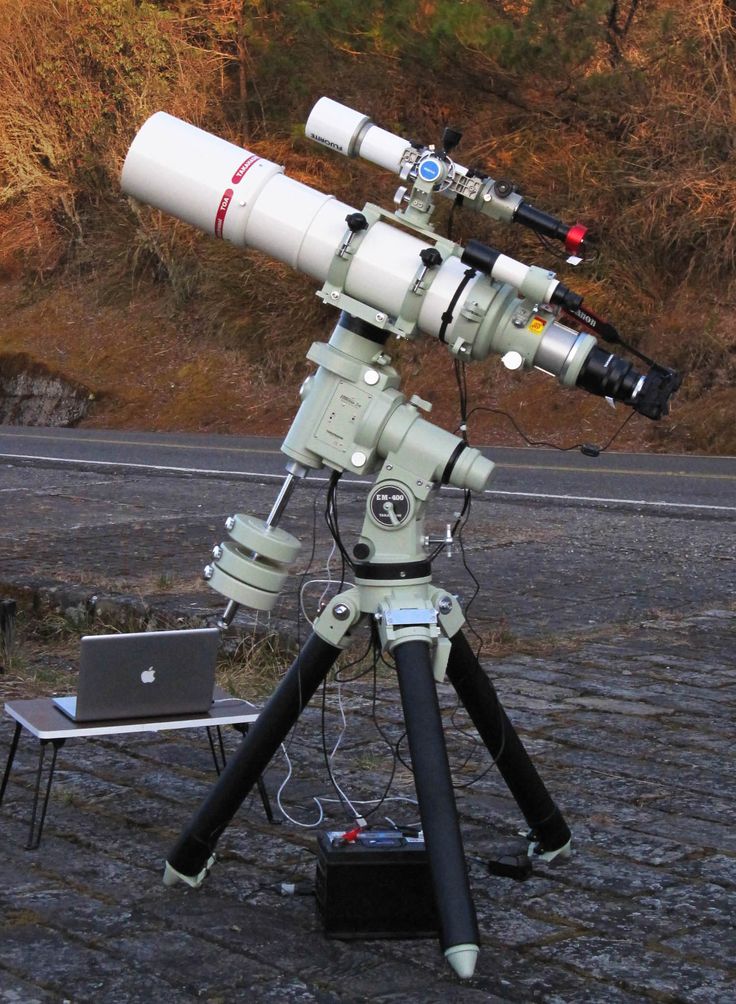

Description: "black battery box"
315 830 438 939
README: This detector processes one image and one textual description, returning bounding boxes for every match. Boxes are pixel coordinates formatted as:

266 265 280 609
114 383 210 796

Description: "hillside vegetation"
1 0 735 452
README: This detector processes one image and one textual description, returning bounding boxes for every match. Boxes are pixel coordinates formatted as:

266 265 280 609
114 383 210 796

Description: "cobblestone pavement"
0 462 734 1002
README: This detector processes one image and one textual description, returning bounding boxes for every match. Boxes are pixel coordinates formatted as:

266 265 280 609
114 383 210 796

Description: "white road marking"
2 452 735 513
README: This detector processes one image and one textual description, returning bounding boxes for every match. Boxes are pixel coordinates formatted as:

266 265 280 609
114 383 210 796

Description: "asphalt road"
1 424 734 513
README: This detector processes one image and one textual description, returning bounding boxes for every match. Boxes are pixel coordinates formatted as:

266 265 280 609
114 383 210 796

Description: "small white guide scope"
305 97 590 258
121 112 601 391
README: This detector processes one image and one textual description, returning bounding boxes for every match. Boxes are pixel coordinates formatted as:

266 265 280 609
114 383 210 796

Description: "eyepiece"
513 202 589 255
461 239 500 275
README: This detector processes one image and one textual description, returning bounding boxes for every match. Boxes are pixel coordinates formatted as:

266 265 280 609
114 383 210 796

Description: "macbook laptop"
52 628 220 722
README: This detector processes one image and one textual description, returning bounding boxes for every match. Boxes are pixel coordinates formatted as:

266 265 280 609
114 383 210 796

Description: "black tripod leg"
394 640 479 980
445 630 571 853
166 632 342 881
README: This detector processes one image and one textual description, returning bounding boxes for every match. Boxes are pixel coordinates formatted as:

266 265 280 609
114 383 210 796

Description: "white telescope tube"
121 113 594 385
121 112 477 334
305 97 411 173
121 112 353 280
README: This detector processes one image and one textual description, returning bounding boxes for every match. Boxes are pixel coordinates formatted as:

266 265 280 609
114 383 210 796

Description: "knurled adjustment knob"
442 126 463 153
420 247 442 268
345 212 368 232
493 179 515 198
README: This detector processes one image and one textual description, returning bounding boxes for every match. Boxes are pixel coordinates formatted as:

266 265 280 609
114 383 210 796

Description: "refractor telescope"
121 100 680 424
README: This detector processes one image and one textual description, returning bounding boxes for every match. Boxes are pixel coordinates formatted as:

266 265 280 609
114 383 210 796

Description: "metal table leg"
206 726 228 775
27 738 66 850
0 721 22 807
206 723 277 823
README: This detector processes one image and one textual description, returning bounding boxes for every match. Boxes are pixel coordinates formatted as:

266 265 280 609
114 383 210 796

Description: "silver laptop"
52 628 220 722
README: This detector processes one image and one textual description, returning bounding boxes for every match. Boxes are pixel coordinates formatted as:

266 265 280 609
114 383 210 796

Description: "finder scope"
306 97 590 256
121 111 678 421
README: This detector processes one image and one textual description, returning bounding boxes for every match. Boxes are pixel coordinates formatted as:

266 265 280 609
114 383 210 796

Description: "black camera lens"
576 349 681 420
576 347 641 402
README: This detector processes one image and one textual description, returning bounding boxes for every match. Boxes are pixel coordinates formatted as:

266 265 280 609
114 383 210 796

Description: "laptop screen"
64 627 220 722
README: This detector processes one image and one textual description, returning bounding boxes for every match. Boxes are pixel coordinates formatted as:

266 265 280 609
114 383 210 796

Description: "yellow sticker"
528 316 547 335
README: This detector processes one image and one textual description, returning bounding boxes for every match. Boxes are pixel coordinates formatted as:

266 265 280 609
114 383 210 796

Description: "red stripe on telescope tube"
215 156 261 238
214 188 234 238
231 154 260 184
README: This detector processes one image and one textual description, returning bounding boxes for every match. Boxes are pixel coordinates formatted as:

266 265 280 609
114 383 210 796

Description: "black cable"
282 487 322 758
455 495 482 626
319 632 404 827
454 358 470 441
360 646 402 823
427 488 471 563
463 403 637 454
442 358 511 786
324 470 354 579
333 633 375 683
438 267 477 343
447 196 459 241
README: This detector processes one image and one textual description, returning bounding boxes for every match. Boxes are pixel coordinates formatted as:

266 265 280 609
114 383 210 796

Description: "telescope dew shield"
121 112 354 281
122 112 281 242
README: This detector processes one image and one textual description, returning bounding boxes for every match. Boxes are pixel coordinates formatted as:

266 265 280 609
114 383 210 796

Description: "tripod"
164 313 571 980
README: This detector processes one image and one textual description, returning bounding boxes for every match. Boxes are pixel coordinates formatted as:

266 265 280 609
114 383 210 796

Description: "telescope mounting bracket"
317 202 462 341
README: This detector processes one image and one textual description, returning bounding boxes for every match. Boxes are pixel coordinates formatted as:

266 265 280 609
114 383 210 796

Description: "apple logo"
141 666 156 684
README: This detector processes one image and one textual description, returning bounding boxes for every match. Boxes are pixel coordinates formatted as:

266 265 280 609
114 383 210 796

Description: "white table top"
4 689 259 740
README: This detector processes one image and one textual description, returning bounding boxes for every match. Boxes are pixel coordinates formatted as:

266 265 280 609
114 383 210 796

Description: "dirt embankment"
0 279 713 456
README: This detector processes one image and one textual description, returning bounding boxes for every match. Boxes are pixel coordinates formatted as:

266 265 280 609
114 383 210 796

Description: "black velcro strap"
440 441 467 485
438 267 477 343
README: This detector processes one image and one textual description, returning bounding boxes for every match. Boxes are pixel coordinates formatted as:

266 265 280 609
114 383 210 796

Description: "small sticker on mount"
528 316 547 335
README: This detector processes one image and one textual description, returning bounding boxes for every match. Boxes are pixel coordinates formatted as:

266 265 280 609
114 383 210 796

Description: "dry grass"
0 0 218 279
216 630 294 700
2 1 735 452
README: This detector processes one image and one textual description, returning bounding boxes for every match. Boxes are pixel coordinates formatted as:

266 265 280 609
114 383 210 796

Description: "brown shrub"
0 0 218 278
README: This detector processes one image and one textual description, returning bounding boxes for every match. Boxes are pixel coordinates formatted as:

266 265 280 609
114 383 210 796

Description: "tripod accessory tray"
315 830 438 939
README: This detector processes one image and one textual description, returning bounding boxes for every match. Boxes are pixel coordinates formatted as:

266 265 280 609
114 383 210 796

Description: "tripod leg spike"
445 943 479 980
